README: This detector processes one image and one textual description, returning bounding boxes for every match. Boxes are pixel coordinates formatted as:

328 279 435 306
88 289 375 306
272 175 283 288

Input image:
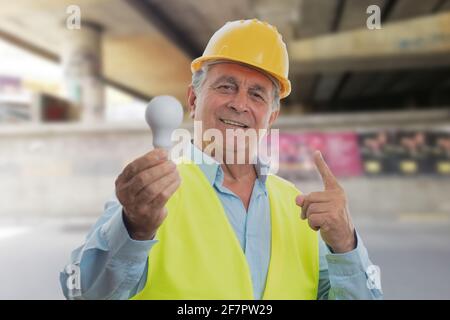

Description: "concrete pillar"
62 22 104 122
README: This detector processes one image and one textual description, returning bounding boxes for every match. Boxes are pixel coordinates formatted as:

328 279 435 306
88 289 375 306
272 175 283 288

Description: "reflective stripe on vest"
131 161 319 300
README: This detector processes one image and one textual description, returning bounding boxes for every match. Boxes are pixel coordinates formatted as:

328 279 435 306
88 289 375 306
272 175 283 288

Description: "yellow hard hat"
191 19 291 99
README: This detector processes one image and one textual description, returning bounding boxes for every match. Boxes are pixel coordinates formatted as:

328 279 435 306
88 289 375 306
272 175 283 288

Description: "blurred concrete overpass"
0 0 449 114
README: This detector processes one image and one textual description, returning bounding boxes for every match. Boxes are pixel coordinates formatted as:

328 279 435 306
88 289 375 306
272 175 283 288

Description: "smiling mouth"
219 118 249 128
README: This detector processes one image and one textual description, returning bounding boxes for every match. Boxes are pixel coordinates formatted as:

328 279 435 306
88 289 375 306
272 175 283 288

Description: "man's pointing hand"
296 151 356 253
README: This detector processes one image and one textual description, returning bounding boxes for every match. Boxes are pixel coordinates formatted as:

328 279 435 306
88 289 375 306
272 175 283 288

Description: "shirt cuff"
324 231 370 277
100 206 158 262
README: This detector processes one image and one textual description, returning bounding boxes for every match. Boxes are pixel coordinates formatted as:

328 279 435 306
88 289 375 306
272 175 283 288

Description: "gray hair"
191 60 281 111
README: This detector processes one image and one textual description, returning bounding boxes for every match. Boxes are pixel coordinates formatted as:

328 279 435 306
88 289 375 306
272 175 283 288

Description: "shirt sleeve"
59 198 156 300
316 230 383 300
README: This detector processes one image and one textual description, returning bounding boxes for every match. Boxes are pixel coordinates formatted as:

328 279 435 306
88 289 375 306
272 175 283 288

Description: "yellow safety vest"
131 161 319 300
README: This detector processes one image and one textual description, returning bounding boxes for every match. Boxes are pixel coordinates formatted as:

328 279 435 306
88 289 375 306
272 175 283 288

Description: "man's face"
187 62 279 160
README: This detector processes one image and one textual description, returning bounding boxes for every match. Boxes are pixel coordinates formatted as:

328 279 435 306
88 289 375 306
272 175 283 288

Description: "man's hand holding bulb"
115 96 183 240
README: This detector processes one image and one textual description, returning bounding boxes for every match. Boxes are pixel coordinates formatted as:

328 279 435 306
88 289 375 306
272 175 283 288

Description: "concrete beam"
0 29 154 101
387 0 442 21
0 29 59 62
338 73 376 99
295 0 338 38
252 0 300 40
103 34 191 103
293 74 319 102
360 73 399 96
0 0 192 102
125 0 201 58
313 73 345 101
289 11 450 73
442 0 450 11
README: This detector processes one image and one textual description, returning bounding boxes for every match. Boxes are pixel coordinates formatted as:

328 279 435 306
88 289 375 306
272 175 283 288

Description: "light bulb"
145 95 184 150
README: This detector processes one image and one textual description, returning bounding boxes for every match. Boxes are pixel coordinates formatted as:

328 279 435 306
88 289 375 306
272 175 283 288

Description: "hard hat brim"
191 56 291 99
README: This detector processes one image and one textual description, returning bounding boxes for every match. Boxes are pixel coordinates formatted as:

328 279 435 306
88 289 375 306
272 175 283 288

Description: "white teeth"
221 119 247 127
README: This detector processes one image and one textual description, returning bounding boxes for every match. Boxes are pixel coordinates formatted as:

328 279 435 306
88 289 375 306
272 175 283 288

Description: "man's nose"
229 90 249 113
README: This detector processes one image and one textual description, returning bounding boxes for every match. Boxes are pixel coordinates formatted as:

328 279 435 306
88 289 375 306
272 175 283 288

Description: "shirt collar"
189 142 270 187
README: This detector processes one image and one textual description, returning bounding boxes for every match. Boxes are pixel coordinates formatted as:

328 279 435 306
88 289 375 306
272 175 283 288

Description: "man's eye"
216 85 235 93
252 92 264 101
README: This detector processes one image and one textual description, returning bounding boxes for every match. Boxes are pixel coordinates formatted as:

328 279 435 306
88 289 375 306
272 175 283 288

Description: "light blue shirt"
60 144 383 300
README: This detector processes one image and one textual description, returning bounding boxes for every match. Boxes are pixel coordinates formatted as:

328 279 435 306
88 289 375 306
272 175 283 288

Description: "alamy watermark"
367 5 382 30
169 121 280 174
366 264 382 290
66 5 81 30
64 263 81 299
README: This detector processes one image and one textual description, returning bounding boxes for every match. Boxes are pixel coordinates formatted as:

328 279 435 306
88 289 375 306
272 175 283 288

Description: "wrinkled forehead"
206 60 279 90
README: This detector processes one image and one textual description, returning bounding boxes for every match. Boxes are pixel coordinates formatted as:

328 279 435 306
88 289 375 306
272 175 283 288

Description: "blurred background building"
0 0 449 299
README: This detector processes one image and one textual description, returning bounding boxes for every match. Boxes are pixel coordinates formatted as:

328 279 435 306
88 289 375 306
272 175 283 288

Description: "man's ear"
268 109 279 128
187 85 197 119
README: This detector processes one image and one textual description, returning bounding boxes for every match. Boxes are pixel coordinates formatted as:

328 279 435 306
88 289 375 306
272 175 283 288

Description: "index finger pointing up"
313 150 339 190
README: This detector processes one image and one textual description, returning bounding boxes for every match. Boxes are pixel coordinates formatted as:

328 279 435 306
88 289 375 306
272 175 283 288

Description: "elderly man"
61 19 382 300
